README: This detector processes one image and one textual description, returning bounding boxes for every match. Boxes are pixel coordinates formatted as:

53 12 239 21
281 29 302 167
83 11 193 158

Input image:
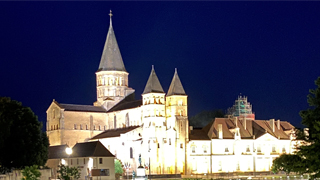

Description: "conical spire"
98 10 126 72
167 68 186 96
142 65 164 94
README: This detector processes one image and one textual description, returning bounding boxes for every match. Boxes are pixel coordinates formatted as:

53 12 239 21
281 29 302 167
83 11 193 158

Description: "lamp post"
66 147 73 165
65 147 73 180
148 148 151 180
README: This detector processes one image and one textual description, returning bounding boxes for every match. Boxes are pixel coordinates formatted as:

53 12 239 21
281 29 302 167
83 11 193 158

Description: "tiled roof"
108 99 142 112
97 15 126 72
199 117 294 140
167 69 186 96
189 128 210 140
280 121 295 131
48 144 69 159
91 126 140 140
56 102 106 113
70 141 114 158
142 66 164 94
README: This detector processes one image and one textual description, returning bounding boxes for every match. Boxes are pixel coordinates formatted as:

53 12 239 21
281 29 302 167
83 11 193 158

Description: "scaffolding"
227 95 255 120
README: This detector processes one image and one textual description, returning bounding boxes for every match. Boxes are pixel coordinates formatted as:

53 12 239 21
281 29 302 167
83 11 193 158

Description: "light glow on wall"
88 158 93 170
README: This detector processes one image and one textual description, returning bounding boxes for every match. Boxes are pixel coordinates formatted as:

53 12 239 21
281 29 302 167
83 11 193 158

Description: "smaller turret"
142 66 166 127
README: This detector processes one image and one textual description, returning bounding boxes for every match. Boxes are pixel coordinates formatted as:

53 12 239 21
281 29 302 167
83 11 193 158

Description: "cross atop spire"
109 10 113 26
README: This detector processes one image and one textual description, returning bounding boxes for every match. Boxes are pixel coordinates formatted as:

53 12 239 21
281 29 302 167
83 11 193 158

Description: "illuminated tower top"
167 68 186 96
97 10 126 72
142 65 164 94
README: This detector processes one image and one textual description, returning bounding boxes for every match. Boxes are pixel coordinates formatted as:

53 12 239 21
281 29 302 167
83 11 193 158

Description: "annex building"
46 12 297 176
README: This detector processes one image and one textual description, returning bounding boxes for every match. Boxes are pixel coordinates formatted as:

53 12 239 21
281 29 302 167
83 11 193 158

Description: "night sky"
1 2 320 130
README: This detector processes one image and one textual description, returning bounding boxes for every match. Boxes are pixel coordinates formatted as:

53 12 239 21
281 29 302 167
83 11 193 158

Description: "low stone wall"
0 169 51 180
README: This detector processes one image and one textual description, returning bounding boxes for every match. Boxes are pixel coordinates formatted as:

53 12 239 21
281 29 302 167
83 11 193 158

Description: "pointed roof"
142 66 164 94
70 141 115 157
167 68 186 96
98 10 126 72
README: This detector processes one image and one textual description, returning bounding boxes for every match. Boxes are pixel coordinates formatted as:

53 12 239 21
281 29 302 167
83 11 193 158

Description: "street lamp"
65 147 73 180
66 147 73 165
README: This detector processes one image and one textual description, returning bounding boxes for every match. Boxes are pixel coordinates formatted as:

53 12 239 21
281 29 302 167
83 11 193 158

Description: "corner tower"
95 11 134 110
141 66 166 127
166 68 188 174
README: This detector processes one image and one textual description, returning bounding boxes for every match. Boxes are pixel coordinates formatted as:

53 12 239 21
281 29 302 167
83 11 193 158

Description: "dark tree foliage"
57 165 80 180
297 77 320 178
271 154 304 175
189 109 224 128
0 97 49 172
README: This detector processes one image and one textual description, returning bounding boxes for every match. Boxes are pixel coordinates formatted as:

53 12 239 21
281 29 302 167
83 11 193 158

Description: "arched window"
130 147 133 159
203 145 208 153
114 115 117 129
125 113 129 127
52 109 55 119
57 124 59 129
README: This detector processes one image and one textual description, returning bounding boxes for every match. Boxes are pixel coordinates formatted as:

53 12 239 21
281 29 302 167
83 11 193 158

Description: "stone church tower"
94 11 134 110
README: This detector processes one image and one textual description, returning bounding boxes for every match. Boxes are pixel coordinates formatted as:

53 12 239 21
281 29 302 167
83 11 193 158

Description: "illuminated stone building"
46 12 296 175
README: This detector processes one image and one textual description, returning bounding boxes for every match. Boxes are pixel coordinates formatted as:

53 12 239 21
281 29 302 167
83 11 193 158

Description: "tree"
114 159 124 180
271 154 304 175
189 109 224 127
57 165 80 180
297 76 320 178
21 165 41 180
0 97 49 172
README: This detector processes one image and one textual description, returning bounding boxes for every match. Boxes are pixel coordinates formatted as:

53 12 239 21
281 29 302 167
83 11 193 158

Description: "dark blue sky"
1 2 320 129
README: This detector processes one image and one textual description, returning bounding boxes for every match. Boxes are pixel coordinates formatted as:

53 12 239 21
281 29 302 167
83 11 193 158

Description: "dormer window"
191 146 196 153
282 146 286 153
203 145 208 153
246 145 250 152
53 109 55 119
257 145 261 153
225 146 229 152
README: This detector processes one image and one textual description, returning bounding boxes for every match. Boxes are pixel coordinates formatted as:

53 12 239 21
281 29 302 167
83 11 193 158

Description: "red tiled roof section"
189 128 210 140
199 117 294 140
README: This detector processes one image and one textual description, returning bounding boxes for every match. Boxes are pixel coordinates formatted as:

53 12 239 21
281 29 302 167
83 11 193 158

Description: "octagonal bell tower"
95 11 134 110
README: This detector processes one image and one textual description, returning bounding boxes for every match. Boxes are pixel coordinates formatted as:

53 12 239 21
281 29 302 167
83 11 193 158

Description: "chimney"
218 124 223 139
234 117 238 127
277 119 281 130
270 119 275 132
189 126 193 133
